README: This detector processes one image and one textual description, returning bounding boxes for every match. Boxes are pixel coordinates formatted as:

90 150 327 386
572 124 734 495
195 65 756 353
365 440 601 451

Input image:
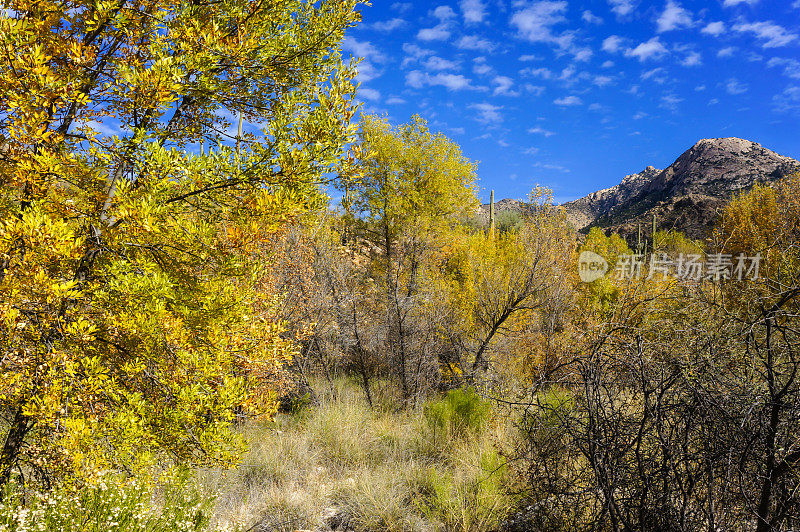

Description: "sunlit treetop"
0 0 361 486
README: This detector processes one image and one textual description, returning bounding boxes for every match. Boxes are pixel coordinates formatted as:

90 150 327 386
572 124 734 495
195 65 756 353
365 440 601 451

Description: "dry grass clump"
199 378 516 532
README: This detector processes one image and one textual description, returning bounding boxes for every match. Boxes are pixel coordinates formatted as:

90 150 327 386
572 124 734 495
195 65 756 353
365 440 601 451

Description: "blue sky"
342 0 800 204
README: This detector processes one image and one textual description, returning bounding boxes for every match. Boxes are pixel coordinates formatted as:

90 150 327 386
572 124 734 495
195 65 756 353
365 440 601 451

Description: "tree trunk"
0 407 32 488
755 316 779 532
383 221 409 399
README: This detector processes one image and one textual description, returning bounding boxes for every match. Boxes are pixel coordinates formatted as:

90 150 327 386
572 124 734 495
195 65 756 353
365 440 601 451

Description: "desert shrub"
0 469 217 532
424 387 491 443
496 210 525 235
411 449 510 532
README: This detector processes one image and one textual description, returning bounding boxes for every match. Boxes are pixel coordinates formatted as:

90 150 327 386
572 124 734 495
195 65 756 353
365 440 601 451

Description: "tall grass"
201 378 516 531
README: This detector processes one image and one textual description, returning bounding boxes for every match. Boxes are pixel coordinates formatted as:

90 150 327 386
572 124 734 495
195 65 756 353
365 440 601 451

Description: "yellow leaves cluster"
0 0 361 486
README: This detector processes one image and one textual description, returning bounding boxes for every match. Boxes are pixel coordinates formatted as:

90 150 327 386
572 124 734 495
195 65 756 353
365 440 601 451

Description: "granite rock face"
563 165 660 231
561 138 800 239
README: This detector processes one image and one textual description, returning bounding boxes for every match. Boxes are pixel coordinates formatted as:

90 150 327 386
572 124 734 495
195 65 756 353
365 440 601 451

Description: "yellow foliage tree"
715 177 800 285
345 115 479 398
0 0 359 485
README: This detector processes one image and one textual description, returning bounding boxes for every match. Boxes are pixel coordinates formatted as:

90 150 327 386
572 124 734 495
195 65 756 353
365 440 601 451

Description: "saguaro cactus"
489 189 495 238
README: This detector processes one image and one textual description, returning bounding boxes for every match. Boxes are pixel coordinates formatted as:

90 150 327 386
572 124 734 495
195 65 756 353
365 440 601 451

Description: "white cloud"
626 37 669 61
386 96 407 105
594 75 614 87
355 61 381 83
418 26 451 41
733 21 798 48
602 35 625 53
682 51 702 66
86 119 130 138
392 2 412 12
406 70 479 91
602 60 615 68
406 71 427 89
607 0 637 17
558 64 580 84
456 35 497 52
726 78 748 94
723 0 758 6
519 54 543 61
469 103 504 123
473 58 494 75
460 0 486 24
358 88 381 101
573 48 593 62
342 37 386 63
774 85 800 112
768 57 800 79
528 126 555 136
660 93 683 111
633 111 648 119
554 95 582 106
701 21 725 37
432 5 457 20
401 43 434 67
424 56 459 71
717 46 736 57
520 67 554 79
656 1 693 33
493 76 520 96
524 84 546 95
641 67 668 83
532 161 571 173
368 18 406 32
418 6 457 41
510 1 568 44
582 10 603 24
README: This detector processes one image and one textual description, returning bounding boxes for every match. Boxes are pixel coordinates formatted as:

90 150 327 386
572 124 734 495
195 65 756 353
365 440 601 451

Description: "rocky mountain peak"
562 165 661 230
562 137 800 239
479 138 799 240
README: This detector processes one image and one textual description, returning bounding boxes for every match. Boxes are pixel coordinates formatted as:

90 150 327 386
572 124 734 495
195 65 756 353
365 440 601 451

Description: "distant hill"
481 138 800 240
474 198 532 226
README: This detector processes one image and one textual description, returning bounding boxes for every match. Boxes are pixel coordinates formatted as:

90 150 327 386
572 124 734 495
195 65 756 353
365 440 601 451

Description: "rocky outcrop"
563 137 800 239
563 166 660 230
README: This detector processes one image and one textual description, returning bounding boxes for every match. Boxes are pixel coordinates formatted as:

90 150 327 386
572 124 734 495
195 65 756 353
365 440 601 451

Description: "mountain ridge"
481 138 800 240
